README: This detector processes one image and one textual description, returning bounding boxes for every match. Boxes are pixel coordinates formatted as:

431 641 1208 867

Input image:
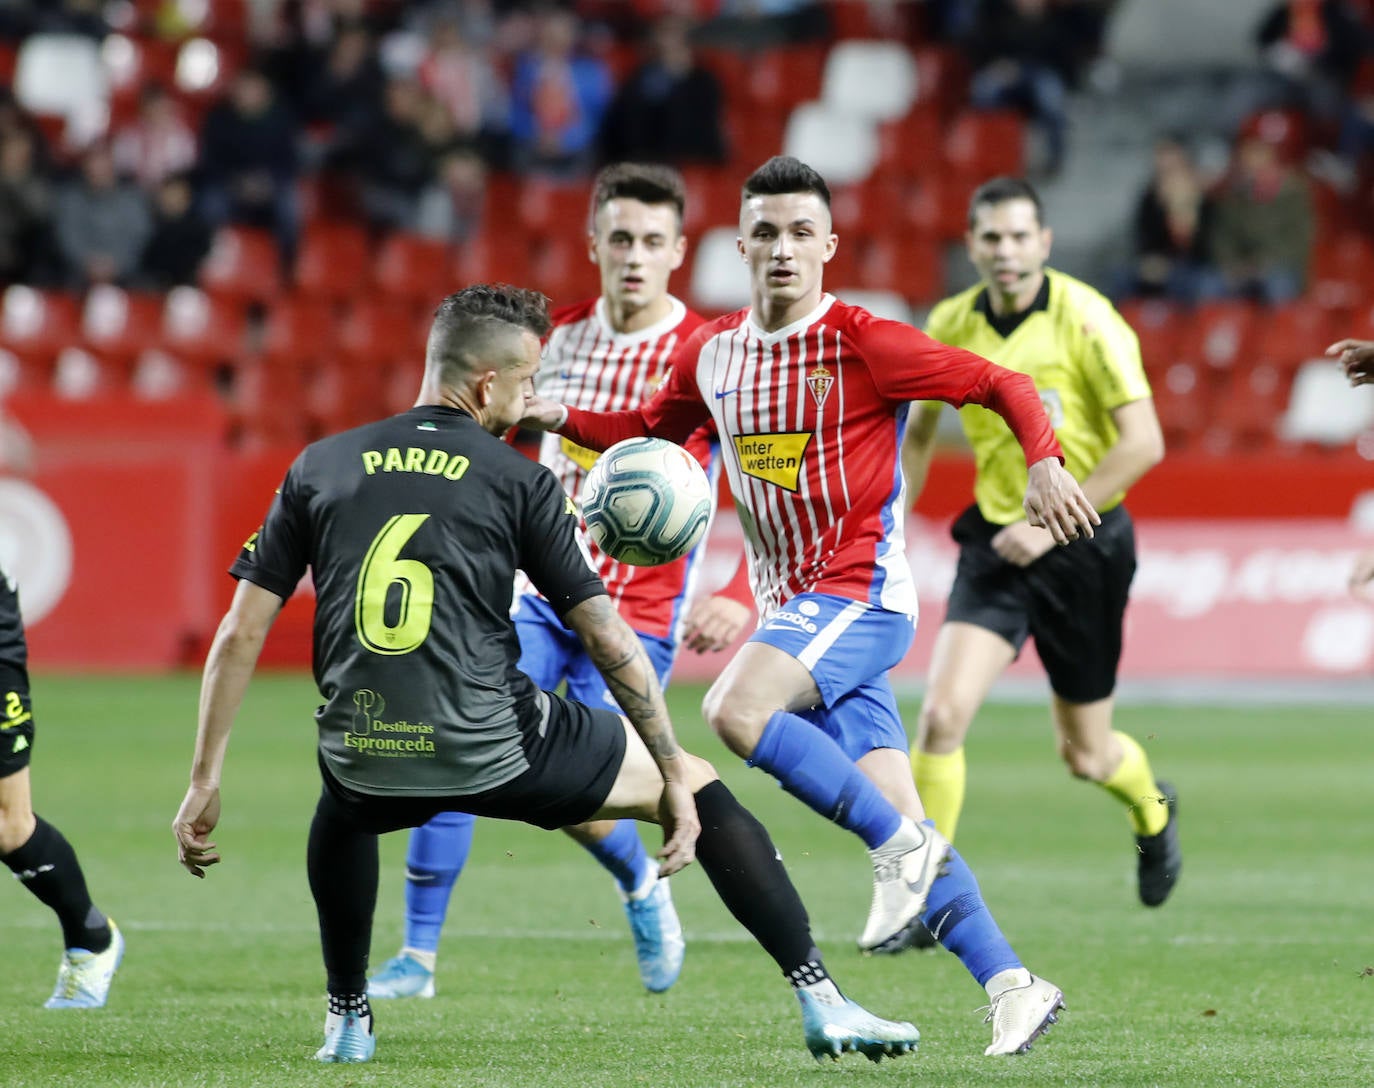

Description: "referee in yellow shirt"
900 178 1181 947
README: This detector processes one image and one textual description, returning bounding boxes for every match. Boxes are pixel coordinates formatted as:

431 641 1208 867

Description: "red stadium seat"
259 296 337 365
338 301 426 369
1174 301 1256 378
373 233 454 307
857 235 942 305
943 110 1025 178
530 235 596 306
0 286 80 372
295 222 371 302
517 179 593 240
80 286 163 368
725 106 788 167
1151 360 1210 451
229 357 310 448
875 106 942 181
1252 299 1336 373
745 46 826 111
1210 361 1294 451
160 285 248 368
200 226 282 303
453 233 533 289
1309 234 1374 311
680 168 739 233
1118 298 1181 382
912 45 971 116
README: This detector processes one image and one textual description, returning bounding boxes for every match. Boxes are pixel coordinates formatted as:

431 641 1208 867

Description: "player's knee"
917 695 974 753
682 753 719 793
1057 739 1106 781
0 802 36 855
700 686 762 759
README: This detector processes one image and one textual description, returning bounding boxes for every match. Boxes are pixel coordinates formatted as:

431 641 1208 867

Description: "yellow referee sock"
912 746 966 842
1100 731 1167 836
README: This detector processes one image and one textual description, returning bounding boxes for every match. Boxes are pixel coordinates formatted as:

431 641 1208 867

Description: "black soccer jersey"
230 405 605 798
0 568 26 671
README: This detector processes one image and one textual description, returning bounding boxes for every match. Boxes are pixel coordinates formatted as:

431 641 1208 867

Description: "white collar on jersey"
745 293 837 345
593 295 687 346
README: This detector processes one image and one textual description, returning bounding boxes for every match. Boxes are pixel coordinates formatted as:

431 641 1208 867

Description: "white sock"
626 864 660 902
797 977 845 1006
401 947 437 972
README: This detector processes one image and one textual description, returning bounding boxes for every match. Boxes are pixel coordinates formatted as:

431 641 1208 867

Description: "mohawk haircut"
426 283 551 382
590 162 687 228
741 156 831 209
967 176 1045 228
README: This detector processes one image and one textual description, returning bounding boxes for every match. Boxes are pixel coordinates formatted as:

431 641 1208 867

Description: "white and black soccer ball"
580 437 713 567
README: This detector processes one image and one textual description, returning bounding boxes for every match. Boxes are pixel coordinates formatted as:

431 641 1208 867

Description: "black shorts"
0 661 34 778
944 503 1137 703
316 690 628 835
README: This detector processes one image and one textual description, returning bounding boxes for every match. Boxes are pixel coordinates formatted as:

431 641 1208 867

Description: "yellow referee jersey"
924 268 1152 525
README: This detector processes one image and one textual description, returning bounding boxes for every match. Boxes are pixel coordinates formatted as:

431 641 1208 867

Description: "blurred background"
0 0 1372 691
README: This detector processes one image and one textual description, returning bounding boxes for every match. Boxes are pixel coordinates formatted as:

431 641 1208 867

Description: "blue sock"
919 831 1022 987
402 810 477 954
578 819 653 894
748 712 902 849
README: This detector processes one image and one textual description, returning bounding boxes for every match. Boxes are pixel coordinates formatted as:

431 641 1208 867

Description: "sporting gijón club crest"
806 364 833 410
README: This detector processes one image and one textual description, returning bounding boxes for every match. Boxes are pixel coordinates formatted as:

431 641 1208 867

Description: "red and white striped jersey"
529 295 726 640
561 294 1063 621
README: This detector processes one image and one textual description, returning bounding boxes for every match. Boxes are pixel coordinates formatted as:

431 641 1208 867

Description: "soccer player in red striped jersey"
522 156 1099 1056
369 165 752 1002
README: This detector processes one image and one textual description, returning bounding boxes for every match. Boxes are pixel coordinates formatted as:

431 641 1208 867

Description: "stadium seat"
452 232 533 289
1252 300 1335 374
942 110 1025 178
689 226 751 315
724 105 789 166
229 357 311 448
911 45 971 118
1210 361 1293 450
530 235 595 306
1151 360 1209 451
14 34 110 149
130 348 207 400
820 40 918 123
1118 298 1180 380
80 286 163 368
747 46 826 111
1175 301 1255 378
338 301 424 369
160 285 247 369
517 179 593 240
875 106 942 181
0 286 81 371
200 227 282 303
831 287 911 323
784 102 878 186
680 168 740 234
373 233 453 307
1309 234 1374 310
1280 359 1374 446
52 346 123 399
101 34 179 111
295 222 371 302
856 235 941 305
259 297 337 366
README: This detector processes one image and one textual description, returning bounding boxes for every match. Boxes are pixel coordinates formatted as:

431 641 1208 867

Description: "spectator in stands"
508 8 613 178
1255 0 1365 120
599 15 728 166
416 146 488 244
32 0 108 39
111 84 197 193
198 68 302 268
967 0 1078 177
351 78 438 231
1120 135 1218 303
1206 128 1314 305
695 0 829 48
0 130 52 285
299 23 387 144
136 173 213 290
53 144 151 289
417 17 510 160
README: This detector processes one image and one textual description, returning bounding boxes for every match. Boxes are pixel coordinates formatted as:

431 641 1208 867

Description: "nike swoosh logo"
713 387 740 399
558 369 574 380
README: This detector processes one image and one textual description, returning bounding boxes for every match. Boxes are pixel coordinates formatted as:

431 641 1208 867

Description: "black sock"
2 815 110 952
307 789 379 996
692 779 825 982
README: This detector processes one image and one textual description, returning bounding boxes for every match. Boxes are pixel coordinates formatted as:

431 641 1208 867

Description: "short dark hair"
590 162 686 228
967 176 1044 229
427 284 551 382
741 155 831 209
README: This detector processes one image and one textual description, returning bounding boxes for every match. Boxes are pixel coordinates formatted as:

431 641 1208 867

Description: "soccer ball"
580 437 713 567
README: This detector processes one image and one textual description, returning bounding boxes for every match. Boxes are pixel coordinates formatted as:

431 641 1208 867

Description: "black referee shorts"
0 661 34 778
944 503 1138 703
316 690 628 834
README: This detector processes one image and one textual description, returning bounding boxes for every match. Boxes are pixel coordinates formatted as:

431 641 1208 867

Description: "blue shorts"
513 594 677 713
750 593 915 762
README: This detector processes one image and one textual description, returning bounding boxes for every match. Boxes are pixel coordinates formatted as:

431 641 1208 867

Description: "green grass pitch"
1 673 1371 1087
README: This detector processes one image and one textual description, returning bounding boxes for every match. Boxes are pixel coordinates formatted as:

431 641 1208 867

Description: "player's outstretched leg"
690 780 919 1063
1135 780 1181 907
898 828 1066 1056
1 810 122 1009
368 809 476 999
568 819 684 992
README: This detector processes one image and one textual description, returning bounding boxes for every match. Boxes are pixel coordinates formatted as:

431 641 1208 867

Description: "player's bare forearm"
900 403 942 506
1326 338 1374 385
566 595 685 779
517 395 567 431
1075 398 1165 509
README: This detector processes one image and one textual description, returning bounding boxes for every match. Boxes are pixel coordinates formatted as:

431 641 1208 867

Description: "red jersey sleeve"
560 325 714 451
848 307 1064 467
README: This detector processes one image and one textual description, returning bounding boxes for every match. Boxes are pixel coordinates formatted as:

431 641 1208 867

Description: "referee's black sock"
2 815 111 953
307 791 379 996
692 779 830 987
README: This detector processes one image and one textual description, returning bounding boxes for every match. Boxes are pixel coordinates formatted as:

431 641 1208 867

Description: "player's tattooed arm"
565 594 685 771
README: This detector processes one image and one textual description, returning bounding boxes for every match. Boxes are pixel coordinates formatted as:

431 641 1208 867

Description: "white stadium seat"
783 102 878 187
1280 359 1374 445
820 40 918 122
690 226 751 313
14 34 110 146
